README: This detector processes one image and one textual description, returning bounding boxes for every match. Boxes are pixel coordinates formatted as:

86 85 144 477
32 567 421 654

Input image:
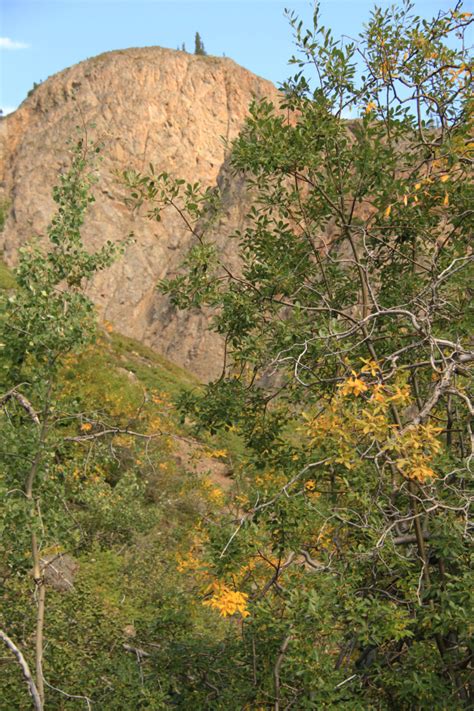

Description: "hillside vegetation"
0 259 246 709
1 2 473 710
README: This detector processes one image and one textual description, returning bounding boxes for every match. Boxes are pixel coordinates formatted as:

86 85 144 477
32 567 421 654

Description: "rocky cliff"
0 47 279 380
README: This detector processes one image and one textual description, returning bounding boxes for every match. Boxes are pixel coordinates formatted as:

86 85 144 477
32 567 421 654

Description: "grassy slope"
0 260 239 708
0 257 239 458
109 331 198 396
0 260 16 290
0 257 196 395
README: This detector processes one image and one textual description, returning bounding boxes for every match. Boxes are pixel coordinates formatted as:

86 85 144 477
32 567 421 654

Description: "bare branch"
0 628 43 711
0 386 40 425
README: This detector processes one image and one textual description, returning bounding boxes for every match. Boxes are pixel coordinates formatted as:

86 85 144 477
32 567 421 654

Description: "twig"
0 386 40 425
274 632 292 711
0 628 43 711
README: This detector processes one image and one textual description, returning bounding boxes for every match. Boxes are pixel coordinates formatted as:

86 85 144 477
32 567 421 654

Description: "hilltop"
0 47 279 379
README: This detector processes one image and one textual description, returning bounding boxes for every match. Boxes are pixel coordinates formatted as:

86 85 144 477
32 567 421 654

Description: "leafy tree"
127 2 474 707
0 137 120 708
194 32 207 56
0 140 237 709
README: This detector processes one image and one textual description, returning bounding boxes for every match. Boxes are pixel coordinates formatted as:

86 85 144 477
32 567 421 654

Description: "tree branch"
0 628 43 711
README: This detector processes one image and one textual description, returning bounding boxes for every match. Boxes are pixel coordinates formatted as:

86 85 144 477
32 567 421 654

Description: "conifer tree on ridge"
194 32 206 55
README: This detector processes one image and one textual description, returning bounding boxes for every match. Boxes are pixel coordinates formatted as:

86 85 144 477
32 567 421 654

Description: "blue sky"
0 0 469 115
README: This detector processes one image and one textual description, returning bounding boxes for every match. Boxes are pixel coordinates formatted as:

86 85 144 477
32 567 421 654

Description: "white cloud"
0 106 18 116
0 37 30 50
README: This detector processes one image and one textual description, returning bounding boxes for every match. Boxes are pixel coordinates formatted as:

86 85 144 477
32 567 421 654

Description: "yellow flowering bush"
203 582 250 619
307 368 442 483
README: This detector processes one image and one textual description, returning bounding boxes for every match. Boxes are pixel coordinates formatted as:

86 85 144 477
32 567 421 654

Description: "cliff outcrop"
0 47 279 379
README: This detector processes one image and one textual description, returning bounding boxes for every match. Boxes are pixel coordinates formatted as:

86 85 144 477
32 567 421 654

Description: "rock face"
0 47 279 380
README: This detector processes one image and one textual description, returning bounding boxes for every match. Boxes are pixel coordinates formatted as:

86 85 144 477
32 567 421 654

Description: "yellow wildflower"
389 384 411 405
407 460 437 482
359 410 388 439
371 384 386 404
206 448 228 459
338 372 368 396
208 487 225 504
176 552 200 573
203 583 250 618
360 358 380 377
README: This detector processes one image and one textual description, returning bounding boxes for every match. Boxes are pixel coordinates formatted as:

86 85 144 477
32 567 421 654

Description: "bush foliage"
1 2 473 709
127 2 473 707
